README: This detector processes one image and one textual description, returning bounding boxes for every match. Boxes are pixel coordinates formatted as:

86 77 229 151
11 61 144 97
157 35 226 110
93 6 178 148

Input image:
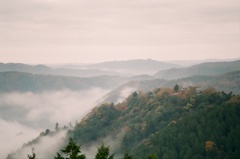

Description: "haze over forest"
0 0 240 159
1 58 240 159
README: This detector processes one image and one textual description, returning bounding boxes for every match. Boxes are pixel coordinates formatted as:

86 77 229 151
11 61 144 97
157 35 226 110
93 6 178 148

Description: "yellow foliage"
202 87 217 94
228 95 240 105
156 88 174 97
186 103 193 107
188 86 197 94
170 120 177 125
146 99 154 106
141 121 147 132
138 91 147 98
121 126 129 134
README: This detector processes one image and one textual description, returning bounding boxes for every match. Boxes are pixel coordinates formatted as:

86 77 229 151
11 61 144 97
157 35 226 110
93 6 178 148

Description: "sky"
0 0 239 64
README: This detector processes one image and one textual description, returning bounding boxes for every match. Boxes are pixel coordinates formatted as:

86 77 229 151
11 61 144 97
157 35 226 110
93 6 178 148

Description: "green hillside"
85 59 180 75
154 60 240 80
7 86 240 158
68 87 240 158
0 63 52 74
103 71 240 103
0 71 126 92
166 70 240 94
0 63 123 77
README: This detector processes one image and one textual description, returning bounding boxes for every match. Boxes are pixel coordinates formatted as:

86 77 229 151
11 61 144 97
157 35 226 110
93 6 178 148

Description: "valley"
0 59 240 158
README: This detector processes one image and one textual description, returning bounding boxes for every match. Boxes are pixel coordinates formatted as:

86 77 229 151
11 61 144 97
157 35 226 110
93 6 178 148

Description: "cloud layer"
0 0 239 63
0 88 109 158
0 119 40 159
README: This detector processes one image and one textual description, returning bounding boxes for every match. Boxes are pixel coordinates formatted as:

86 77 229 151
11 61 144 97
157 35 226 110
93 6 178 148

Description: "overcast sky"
0 0 239 64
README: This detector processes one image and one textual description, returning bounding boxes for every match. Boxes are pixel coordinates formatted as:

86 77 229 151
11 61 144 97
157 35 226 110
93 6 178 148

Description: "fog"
0 119 40 159
115 87 136 104
8 130 67 159
0 88 109 158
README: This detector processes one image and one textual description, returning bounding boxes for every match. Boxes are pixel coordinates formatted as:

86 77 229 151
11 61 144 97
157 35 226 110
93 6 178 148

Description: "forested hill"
0 71 126 92
154 60 240 79
0 63 123 77
84 59 181 74
7 86 240 158
70 87 240 158
0 62 52 73
103 70 240 103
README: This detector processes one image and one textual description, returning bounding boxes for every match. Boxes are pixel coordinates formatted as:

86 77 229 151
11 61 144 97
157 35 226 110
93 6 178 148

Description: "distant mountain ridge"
103 70 240 103
154 60 240 79
0 63 52 74
167 57 240 66
0 63 126 77
1 61 240 97
0 59 180 77
84 59 181 74
0 72 127 92
2 60 239 79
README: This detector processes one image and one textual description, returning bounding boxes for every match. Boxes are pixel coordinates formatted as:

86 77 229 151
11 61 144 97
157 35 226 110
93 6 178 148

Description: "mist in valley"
0 88 109 158
0 0 239 158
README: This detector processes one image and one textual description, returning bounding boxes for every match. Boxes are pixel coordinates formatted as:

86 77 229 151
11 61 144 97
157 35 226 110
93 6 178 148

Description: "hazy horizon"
0 57 240 65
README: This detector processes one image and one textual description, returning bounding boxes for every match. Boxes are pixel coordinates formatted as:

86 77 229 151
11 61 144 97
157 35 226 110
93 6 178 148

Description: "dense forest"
8 85 240 159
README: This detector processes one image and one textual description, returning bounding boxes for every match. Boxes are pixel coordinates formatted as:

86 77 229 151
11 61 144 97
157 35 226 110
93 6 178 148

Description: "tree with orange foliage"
205 141 215 151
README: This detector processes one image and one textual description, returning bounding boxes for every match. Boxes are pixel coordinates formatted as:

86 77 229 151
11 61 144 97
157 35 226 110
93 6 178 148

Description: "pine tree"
28 148 37 159
173 84 179 92
54 138 86 159
122 152 134 159
95 144 114 159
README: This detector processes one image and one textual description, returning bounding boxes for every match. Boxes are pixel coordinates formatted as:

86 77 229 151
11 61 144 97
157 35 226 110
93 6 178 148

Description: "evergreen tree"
173 84 179 92
122 152 134 159
28 148 37 159
54 138 86 159
95 144 114 159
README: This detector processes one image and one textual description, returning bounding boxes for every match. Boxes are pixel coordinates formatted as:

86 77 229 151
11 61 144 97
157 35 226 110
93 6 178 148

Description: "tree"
122 152 134 159
95 144 114 159
173 84 179 92
132 92 138 97
28 148 37 159
55 122 60 132
148 154 158 159
205 141 215 151
54 138 86 159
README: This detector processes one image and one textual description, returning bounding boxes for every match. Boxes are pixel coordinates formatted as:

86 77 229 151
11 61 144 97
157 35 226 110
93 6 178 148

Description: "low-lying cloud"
0 88 109 158
115 87 136 104
0 119 40 159
9 130 67 159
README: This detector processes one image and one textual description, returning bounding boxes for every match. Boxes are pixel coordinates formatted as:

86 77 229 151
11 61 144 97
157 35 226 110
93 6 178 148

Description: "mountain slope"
166 70 240 93
133 93 240 158
6 87 240 159
70 88 240 158
0 63 52 74
85 59 180 75
0 72 127 92
0 63 125 77
103 70 240 103
154 60 240 79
